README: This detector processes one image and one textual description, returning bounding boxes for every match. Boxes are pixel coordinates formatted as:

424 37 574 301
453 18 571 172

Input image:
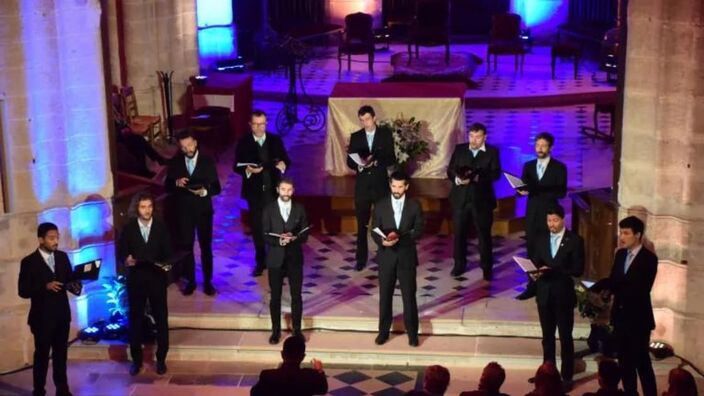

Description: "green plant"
102 275 128 320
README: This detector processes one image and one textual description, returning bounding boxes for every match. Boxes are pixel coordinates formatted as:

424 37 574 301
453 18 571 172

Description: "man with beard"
371 171 424 347
346 105 396 271
18 222 82 396
530 204 584 390
118 192 173 376
261 178 309 344
516 132 568 300
234 110 291 277
166 130 221 296
447 122 501 280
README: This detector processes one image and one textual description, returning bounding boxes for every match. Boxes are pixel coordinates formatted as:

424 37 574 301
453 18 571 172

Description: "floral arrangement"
380 115 432 166
575 282 612 329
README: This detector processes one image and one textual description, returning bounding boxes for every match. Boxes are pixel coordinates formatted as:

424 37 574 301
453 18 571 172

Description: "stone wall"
619 0 704 369
0 0 114 372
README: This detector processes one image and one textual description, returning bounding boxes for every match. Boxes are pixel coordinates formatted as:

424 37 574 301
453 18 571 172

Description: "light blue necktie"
282 205 290 222
537 162 545 180
186 158 195 175
141 226 149 243
550 234 560 258
624 251 635 274
46 253 55 273
366 133 374 151
394 200 402 228
470 149 479 157
256 137 264 146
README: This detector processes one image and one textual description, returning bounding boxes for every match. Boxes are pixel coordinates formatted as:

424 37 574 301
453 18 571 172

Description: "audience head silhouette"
479 362 506 394
533 361 562 396
281 335 306 365
424 365 450 395
664 367 698 396
597 359 621 390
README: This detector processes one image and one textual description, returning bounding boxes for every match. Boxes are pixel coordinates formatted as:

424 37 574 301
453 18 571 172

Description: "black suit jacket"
166 151 221 211
521 158 567 228
234 133 291 201
371 196 424 267
346 125 396 201
250 364 328 396
447 143 502 211
118 217 173 275
18 249 80 329
262 200 309 269
531 229 585 307
609 247 658 333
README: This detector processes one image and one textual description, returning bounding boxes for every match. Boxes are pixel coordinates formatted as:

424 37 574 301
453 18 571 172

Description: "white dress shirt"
278 198 292 222
138 217 153 243
391 194 405 229
38 248 55 273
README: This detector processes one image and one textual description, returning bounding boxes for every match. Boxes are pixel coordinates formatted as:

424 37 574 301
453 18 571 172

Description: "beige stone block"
662 0 704 24
0 42 23 68
627 0 664 20
652 261 688 310
0 0 21 18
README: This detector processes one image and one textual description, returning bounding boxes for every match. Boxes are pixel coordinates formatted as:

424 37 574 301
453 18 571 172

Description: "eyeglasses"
251 122 267 127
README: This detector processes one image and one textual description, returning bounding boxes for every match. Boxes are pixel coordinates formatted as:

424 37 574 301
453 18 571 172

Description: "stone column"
0 0 114 372
619 0 704 369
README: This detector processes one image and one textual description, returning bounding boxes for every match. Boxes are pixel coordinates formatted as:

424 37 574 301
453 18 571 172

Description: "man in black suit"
516 132 568 300
530 204 584 388
609 216 657 396
234 110 291 276
18 222 82 396
262 178 309 344
346 105 396 271
166 129 221 296
251 335 327 396
447 122 501 279
118 192 173 376
371 171 424 347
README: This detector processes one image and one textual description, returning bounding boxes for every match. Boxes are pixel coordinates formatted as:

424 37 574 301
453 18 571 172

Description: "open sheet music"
267 225 312 238
512 256 538 273
236 162 261 167
372 227 387 239
503 172 527 189
348 153 368 167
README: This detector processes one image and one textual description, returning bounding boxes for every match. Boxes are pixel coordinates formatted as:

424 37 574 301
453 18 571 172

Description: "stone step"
165 313 591 339
68 329 681 374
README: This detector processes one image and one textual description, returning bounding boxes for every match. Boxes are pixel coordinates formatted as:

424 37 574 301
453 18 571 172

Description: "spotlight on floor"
78 325 102 345
649 340 674 360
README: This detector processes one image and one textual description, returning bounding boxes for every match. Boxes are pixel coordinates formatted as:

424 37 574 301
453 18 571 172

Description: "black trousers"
615 328 657 396
378 257 418 337
452 203 494 273
354 195 375 266
178 204 214 285
31 320 70 396
537 297 575 381
128 270 169 365
268 259 303 332
525 210 549 259
248 194 276 272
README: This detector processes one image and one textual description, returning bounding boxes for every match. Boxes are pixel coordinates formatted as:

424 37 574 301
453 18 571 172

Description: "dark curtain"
382 0 510 35
568 0 617 29
233 0 263 59
268 0 326 33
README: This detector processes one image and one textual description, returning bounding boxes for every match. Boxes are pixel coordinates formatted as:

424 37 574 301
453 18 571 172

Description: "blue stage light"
196 0 233 28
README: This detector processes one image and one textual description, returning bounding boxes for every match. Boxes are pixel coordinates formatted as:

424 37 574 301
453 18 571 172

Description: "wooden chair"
407 0 451 64
338 12 375 72
487 13 525 73
119 86 162 141
551 39 581 79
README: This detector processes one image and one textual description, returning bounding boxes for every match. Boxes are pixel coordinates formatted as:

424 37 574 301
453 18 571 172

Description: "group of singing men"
19 106 658 396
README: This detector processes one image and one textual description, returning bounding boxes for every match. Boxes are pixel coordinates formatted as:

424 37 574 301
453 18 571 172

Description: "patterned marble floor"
0 359 687 396
168 102 612 325
250 44 616 99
